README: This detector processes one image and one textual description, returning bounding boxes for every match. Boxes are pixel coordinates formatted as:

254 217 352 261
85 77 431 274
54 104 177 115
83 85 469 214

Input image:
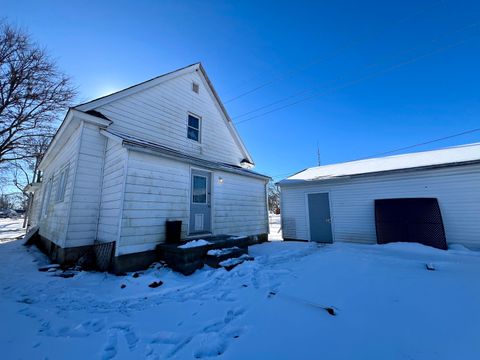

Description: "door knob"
325 218 331 223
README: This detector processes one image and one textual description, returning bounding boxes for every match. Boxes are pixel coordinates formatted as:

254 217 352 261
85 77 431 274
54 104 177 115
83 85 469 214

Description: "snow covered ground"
1 218 480 359
0 217 26 243
268 213 282 241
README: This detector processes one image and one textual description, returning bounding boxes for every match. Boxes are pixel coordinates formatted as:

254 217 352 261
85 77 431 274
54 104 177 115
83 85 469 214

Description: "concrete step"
205 247 247 268
219 254 254 271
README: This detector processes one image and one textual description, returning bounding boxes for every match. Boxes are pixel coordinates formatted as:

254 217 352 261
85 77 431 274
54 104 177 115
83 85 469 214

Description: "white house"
26 63 270 272
278 143 480 249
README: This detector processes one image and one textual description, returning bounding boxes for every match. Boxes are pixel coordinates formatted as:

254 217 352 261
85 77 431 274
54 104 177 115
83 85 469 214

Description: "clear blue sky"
4 0 480 180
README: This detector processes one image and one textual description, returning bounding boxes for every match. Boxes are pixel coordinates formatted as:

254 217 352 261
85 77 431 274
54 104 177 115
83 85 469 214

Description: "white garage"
278 143 480 250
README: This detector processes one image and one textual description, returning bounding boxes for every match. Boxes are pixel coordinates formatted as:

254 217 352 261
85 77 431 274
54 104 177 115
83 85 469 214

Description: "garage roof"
279 142 480 185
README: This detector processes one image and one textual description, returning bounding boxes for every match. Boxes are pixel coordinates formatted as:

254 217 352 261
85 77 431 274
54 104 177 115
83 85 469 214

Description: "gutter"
99 129 270 181
123 141 270 181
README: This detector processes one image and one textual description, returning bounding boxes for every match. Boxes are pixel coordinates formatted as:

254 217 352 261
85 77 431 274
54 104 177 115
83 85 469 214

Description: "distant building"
278 143 480 249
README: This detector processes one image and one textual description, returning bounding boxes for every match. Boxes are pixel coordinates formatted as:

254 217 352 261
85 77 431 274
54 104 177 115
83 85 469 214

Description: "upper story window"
192 82 199 94
187 114 201 142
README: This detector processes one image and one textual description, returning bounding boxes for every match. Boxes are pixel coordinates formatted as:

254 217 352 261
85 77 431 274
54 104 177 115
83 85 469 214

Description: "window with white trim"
55 166 69 202
187 114 201 142
192 175 207 203
40 177 53 218
192 82 199 94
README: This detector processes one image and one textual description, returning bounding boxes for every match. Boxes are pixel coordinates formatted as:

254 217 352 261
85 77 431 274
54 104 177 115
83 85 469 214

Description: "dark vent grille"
375 198 447 250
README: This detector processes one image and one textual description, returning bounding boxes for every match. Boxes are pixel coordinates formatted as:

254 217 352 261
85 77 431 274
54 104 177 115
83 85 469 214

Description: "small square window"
187 114 201 142
192 82 199 93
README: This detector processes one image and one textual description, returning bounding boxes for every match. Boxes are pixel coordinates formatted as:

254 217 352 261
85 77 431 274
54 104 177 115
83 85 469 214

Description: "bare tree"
10 135 49 190
267 180 281 214
0 20 76 164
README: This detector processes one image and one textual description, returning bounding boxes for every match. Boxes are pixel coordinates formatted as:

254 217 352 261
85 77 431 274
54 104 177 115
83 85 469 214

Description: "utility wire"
233 20 478 120
234 31 479 125
268 127 480 180
356 127 480 160
224 0 448 104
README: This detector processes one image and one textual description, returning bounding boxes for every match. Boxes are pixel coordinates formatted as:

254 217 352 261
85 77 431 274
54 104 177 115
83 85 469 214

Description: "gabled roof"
279 142 480 185
75 63 254 165
38 109 112 170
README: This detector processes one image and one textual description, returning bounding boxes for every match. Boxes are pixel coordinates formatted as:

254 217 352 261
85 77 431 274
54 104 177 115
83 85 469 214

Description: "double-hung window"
55 166 69 202
187 114 201 142
40 177 53 218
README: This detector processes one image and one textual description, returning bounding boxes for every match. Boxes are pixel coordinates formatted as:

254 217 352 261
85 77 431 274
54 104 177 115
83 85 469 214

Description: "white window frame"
187 113 201 143
192 174 208 204
40 177 53 218
55 165 69 203
192 82 199 94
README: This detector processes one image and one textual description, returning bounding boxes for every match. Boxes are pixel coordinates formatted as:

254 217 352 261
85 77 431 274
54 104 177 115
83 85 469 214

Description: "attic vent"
192 82 199 94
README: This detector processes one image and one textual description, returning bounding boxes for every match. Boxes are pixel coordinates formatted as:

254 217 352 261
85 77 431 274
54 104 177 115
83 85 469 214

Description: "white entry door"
189 169 212 234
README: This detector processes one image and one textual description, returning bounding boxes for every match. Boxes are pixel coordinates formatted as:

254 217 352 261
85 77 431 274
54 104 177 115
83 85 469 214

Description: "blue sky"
4 0 480 180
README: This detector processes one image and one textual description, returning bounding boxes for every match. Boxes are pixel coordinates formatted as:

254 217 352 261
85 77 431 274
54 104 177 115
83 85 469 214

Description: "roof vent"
240 159 254 169
192 82 199 94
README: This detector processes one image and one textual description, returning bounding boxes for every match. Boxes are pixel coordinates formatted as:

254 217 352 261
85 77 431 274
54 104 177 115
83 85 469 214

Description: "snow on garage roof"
279 142 480 185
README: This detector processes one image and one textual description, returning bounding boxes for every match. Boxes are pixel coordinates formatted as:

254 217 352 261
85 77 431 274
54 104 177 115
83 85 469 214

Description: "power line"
356 127 480 160
234 30 479 125
267 127 480 181
223 0 448 104
233 19 478 121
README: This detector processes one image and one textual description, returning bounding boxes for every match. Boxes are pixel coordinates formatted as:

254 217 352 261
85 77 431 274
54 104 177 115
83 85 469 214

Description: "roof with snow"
279 142 480 185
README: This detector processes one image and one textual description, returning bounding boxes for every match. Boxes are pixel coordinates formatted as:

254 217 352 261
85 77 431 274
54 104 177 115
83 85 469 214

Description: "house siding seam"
62 121 85 248
280 163 480 249
94 131 109 242
66 122 107 248
97 138 127 247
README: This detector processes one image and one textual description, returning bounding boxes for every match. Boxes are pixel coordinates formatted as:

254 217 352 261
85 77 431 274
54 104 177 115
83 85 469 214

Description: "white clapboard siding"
117 151 190 255
96 70 245 166
28 193 41 228
33 122 83 247
115 150 268 256
213 171 268 236
97 138 127 243
65 122 107 248
281 163 480 249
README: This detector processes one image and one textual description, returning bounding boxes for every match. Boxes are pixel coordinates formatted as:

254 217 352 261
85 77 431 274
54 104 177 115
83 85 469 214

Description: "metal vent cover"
375 198 447 250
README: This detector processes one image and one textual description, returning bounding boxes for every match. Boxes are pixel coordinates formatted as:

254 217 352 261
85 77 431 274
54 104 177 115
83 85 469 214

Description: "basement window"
187 114 201 142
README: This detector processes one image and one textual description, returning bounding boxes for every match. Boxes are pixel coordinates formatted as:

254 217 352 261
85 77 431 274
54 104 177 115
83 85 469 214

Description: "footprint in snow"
145 344 160 360
193 332 227 358
110 323 139 350
148 330 184 345
102 329 118 360
194 308 246 357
